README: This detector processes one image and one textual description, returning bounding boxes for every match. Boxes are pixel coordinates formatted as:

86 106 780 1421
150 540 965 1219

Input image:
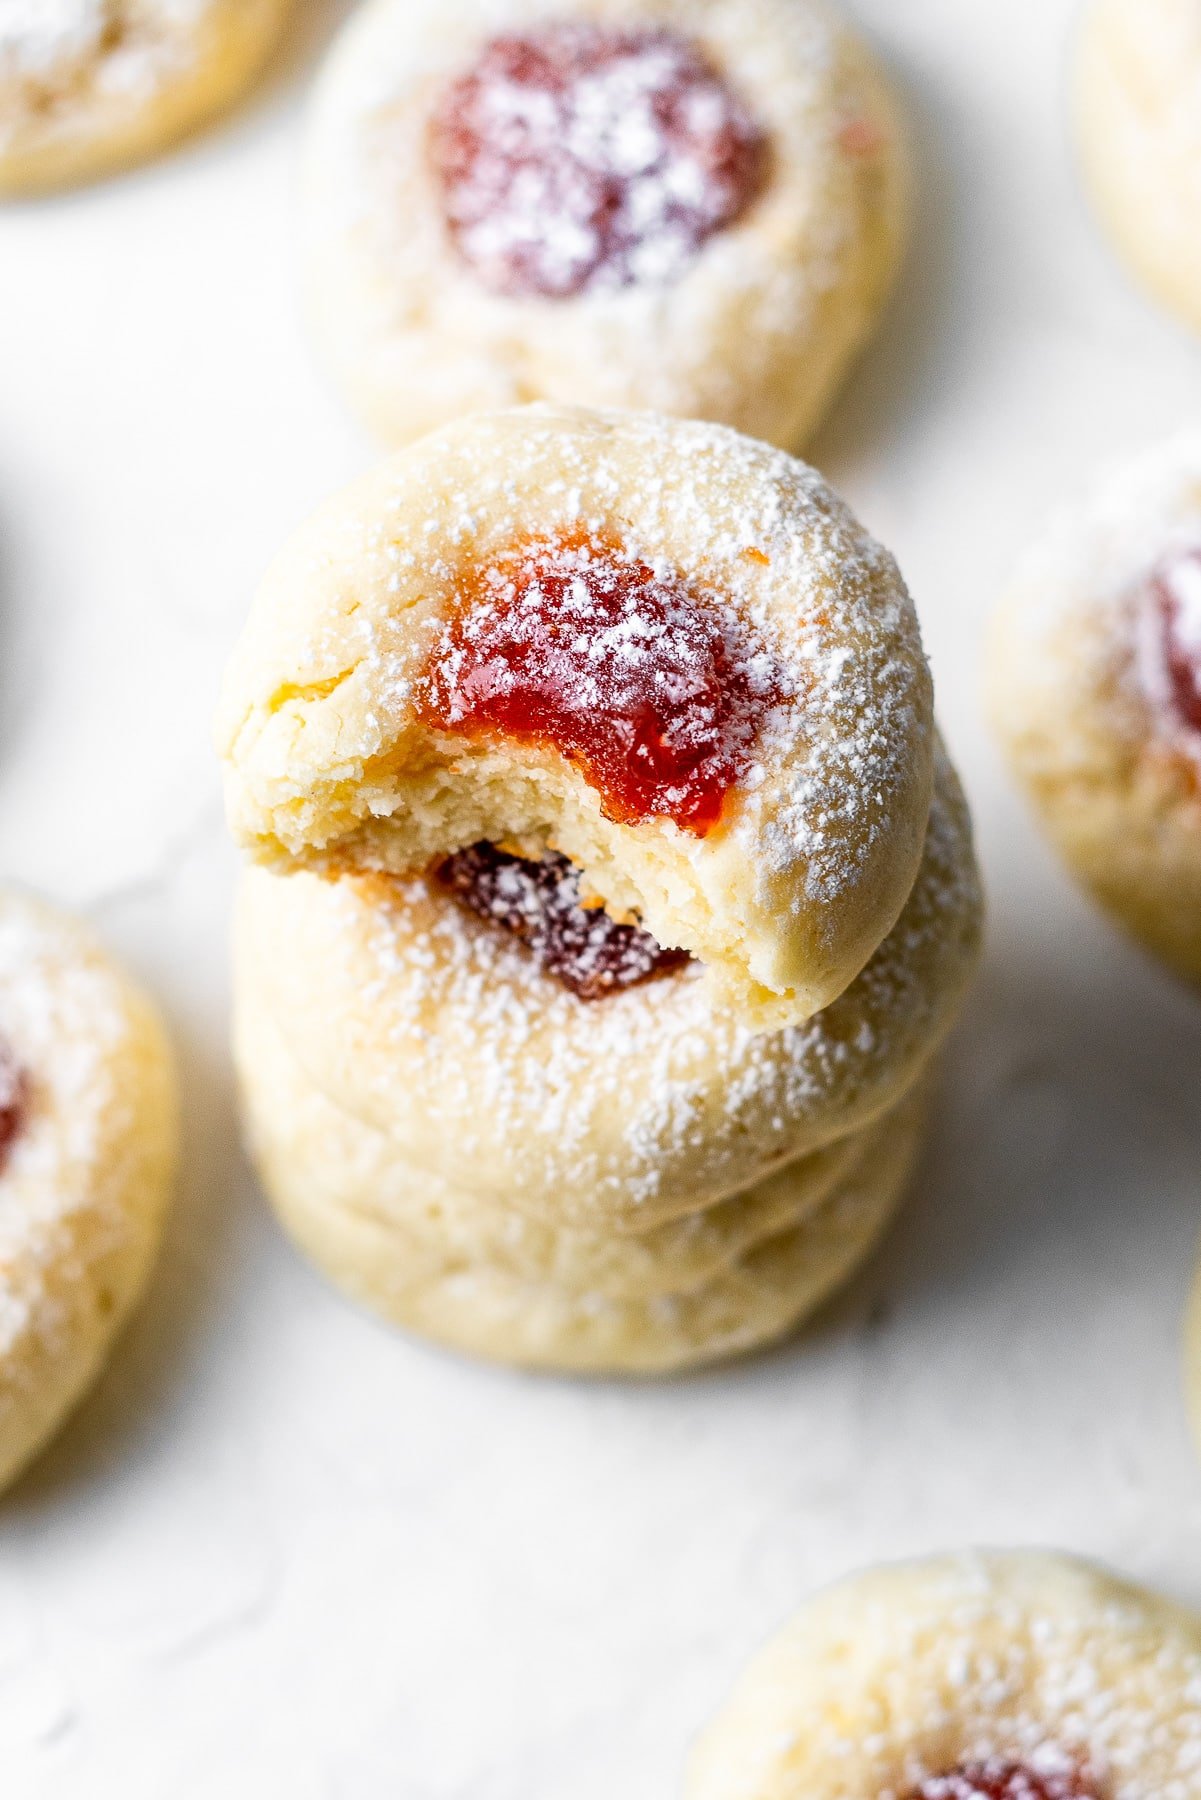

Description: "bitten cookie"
233 745 979 1230
990 433 1201 983
0 0 293 195
302 0 908 449
217 405 935 1028
687 1551 1201 1800
0 888 177 1491
1075 0 1201 335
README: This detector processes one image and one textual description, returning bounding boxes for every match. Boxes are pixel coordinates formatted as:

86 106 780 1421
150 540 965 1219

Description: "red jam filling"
0 1042 26 1175
1149 546 1201 737
908 1762 1102 1800
436 842 689 999
418 530 785 835
428 24 769 298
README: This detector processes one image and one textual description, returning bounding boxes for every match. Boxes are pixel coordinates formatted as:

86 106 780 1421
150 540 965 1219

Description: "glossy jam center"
419 530 784 835
908 1761 1102 1800
1149 545 1201 736
428 23 768 298
0 1042 26 1174
436 842 689 999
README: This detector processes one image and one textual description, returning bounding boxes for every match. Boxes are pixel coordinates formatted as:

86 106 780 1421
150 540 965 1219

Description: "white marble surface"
1 1 1200 1793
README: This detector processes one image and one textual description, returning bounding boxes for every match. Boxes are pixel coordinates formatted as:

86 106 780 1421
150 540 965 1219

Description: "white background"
1 1 1200 1794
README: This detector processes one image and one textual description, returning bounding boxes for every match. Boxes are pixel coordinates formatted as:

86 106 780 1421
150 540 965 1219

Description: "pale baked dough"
217 406 936 1028
0 0 293 194
302 0 909 451
1075 0 1201 335
0 888 178 1492
990 433 1201 983
235 972 925 1374
687 1551 1201 1800
234 743 979 1229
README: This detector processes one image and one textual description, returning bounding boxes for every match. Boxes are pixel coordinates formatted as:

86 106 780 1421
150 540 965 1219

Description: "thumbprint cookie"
0 888 177 1490
217 405 936 1029
232 746 978 1232
687 1552 1201 1800
235 968 929 1374
228 755 977 1373
990 433 1201 983
218 405 979 1373
1075 0 1201 337
0 0 294 194
301 0 908 449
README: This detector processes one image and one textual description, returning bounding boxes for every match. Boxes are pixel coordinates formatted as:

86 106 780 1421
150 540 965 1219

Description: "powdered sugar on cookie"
0 1040 26 1174
429 24 768 298
420 524 791 833
690 1555 1201 1800
0 0 224 133
0 896 131 1358
257 748 976 1212
0 0 108 74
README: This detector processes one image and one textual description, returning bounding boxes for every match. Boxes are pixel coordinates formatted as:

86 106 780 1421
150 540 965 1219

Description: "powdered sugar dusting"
0 1039 26 1173
429 24 768 298
419 526 790 833
1003 430 1201 762
436 843 688 998
909 1761 1101 1800
857 1563 1201 1800
0 895 131 1361
1143 543 1201 739
267 749 976 1212
707 1557 1201 1800
0 0 211 128
305 0 897 444
0 0 108 75
261 410 933 937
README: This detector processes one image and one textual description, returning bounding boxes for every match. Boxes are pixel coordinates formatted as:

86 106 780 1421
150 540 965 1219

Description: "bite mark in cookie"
419 526 788 835
436 842 689 999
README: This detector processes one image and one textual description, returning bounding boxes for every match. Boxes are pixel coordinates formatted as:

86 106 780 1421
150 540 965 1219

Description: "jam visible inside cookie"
909 1761 1103 1800
1150 546 1201 737
429 24 769 298
436 842 689 999
0 1042 27 1174
419 529 785 834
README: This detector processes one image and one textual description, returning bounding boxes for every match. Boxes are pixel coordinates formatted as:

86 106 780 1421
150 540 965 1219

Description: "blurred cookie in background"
0 0 295 194
990 432 1201 985
300 0 909 449
1076 0 1201 335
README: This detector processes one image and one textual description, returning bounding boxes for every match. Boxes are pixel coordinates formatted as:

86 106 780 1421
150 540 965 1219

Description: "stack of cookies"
217 405 981 1374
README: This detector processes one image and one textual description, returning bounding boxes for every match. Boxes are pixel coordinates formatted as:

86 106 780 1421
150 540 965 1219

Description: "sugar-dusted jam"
436 842 688 999
1149 545 1201 737
0 1042 26 1174
908 1762 1102 1800
428 23 769 298
418 529 785 835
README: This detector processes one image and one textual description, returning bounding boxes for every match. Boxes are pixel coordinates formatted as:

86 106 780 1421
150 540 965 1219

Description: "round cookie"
236 974 871 1304
0 0 293 195
990 432 1201 983
1075 0 1201 336
217 405 936 1028
686 1551 1201 1800
234 744 980 1230
235 975 925 1374
0 888 178 1491
302 0 908 450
